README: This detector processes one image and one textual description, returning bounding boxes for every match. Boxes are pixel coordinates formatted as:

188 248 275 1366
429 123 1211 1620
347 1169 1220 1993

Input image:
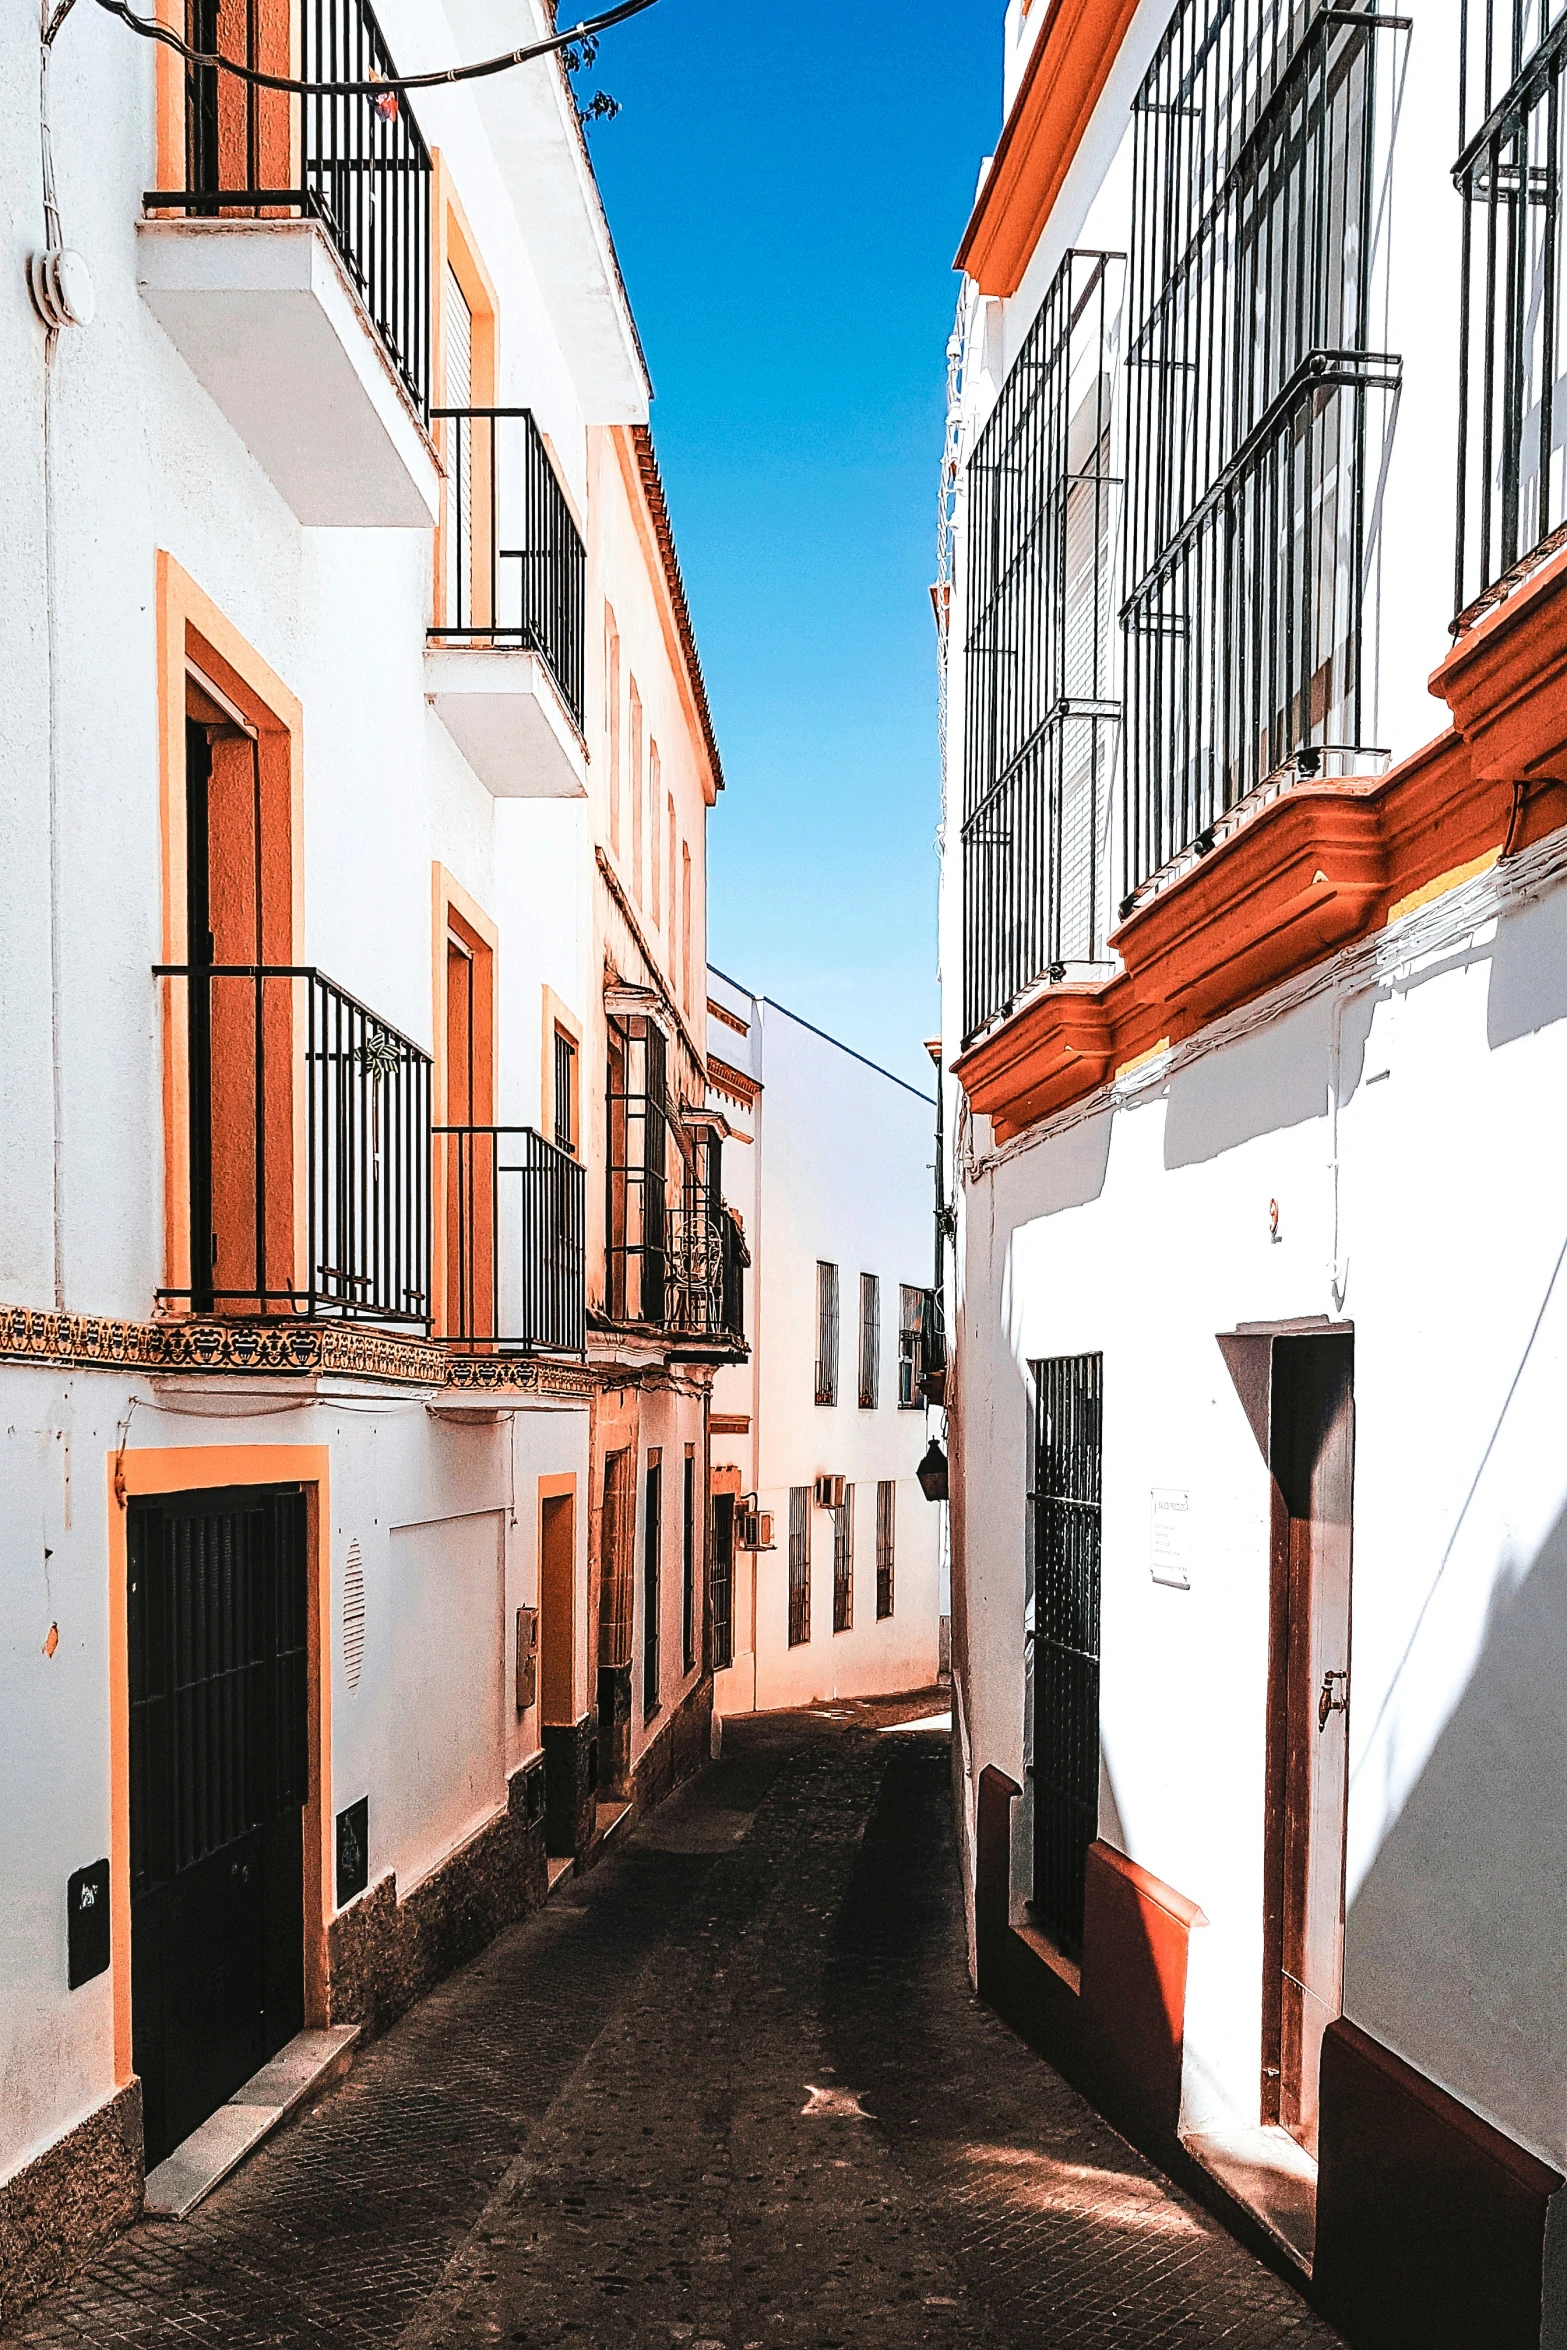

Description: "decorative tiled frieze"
446 1354 598 1399
0 1305 594 1394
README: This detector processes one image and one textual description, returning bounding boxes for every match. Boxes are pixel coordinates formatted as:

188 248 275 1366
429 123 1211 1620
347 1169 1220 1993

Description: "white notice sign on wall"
1150 1489 1191 1589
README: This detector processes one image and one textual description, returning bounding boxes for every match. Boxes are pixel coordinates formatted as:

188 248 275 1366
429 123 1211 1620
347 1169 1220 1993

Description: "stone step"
143 2026 360 2220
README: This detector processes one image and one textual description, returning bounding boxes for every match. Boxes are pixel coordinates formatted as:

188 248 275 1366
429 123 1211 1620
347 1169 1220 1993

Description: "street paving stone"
8 1701 1341 2350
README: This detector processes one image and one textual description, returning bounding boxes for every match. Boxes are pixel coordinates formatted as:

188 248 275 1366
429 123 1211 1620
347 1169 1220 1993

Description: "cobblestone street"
8 1706 1339 2350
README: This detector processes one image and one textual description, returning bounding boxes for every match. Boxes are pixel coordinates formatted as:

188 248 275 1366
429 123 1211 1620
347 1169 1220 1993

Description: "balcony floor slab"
138 217 439 528
425 644 587 797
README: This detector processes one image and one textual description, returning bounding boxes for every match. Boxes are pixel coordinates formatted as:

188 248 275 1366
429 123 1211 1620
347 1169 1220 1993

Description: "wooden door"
1264 1335 1354 2158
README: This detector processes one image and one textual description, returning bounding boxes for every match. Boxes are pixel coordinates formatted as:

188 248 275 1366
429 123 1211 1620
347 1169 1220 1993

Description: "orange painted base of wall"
974 1767 1201 2152
974 1768 1565 2349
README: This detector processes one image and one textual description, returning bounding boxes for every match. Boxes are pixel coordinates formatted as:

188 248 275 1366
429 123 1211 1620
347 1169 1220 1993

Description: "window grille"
682 1450 696 1672
815 1262 840 1406
643 1453 662 1716
875 1480 895 1620
1031 1352 1103 1956
1121 0 1402 902
711 1493 735 1673
1455 0 1567 624
787 1486 811 1646
833 1487 854 1633
898 1285 932 1409
554 1029 577 1157
962 249 1125 1042
858 1273 880 1408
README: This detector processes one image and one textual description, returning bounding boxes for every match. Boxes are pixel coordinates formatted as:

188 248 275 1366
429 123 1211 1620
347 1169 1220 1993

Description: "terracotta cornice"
957 982 1118 1133
1112 785 1388 1030
956 566 1567 1145
708 1052 760 1108
955 0 1145 296
1432 538 1567 791
626 423 724 801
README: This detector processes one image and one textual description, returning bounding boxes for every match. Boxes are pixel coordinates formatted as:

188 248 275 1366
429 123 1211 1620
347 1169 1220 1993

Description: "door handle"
1318 1670 1348 1731
231 1861 252 1884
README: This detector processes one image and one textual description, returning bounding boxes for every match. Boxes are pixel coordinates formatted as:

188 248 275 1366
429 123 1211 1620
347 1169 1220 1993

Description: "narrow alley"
7 1708 1335 2350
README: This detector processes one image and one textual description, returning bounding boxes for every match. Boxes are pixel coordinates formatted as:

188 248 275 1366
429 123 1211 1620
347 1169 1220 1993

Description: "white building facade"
940 1 1567 2344
704 970 946 1713
1 0 737 2319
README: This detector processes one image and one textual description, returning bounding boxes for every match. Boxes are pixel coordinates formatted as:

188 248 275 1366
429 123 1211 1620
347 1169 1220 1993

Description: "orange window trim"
954 0 1146 296
432 864 499 1338
542 986 584 1157
108 1444 332 2086
157 553 303 1307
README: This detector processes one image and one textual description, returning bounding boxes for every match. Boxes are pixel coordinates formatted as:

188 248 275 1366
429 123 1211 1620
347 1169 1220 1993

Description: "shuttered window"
875 1480 895 1620
787 1486 811 1647
858 1273 879 1409
833 1486 854 1633
815 1262 839 1406
443 267 473 629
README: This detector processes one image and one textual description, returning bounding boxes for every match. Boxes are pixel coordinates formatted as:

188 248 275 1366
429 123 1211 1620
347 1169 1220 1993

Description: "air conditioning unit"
735 1506 775 1552
813 1474 846 1511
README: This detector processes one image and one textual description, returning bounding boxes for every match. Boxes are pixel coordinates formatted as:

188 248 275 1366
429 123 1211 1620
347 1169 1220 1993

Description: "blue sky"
587 0 1000 1091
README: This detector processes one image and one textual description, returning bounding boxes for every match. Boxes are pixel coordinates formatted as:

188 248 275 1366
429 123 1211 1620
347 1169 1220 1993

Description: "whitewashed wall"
707 974 943 1712
952 867 1567 2166
940 0 1567 2181
0 0 659 2204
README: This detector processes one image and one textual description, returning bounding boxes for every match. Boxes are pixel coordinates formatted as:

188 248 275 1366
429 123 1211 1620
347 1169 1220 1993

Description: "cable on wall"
56 0 659 97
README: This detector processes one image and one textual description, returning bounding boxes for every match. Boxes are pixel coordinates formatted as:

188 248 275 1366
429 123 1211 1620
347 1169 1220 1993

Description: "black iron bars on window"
1454 0 1567 628
428 408 587 729
1120 0 1405 905
962 248 1125 1044
1030 1350 1104 1958
146 0 433 417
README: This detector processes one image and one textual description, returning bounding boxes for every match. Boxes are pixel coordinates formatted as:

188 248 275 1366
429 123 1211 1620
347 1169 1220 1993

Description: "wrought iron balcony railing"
156 963 432 1325
143 0 432 417
428 408 587 730
435 1125 586 1355
1120 0 1402 902
604 1202 747 1345
962 248 1123 1042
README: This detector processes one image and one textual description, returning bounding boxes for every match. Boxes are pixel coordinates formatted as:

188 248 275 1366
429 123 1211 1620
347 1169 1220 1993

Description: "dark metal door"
1031 1352 1104 1955
129 1486 309 2167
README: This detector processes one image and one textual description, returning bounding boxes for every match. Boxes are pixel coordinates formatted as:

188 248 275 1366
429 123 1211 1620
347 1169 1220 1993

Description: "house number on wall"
1150 1490 1191 1589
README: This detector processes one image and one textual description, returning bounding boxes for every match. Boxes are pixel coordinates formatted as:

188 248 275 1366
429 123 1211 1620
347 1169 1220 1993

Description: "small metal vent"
343 1538 365 1691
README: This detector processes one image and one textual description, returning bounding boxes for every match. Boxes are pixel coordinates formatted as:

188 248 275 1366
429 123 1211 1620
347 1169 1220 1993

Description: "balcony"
156 964 432 1325
435 1125 586 1355
425 409 588 798
604 1200 747 1355
137 0 438 528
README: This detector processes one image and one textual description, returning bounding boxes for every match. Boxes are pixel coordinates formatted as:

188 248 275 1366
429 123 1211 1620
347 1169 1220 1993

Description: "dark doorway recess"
1263 1334 1354 2158
540 1490 578 1858
129 1485 310 2168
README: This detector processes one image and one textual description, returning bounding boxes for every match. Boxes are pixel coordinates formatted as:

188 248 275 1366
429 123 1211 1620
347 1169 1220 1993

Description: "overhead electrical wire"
45 0 658 94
